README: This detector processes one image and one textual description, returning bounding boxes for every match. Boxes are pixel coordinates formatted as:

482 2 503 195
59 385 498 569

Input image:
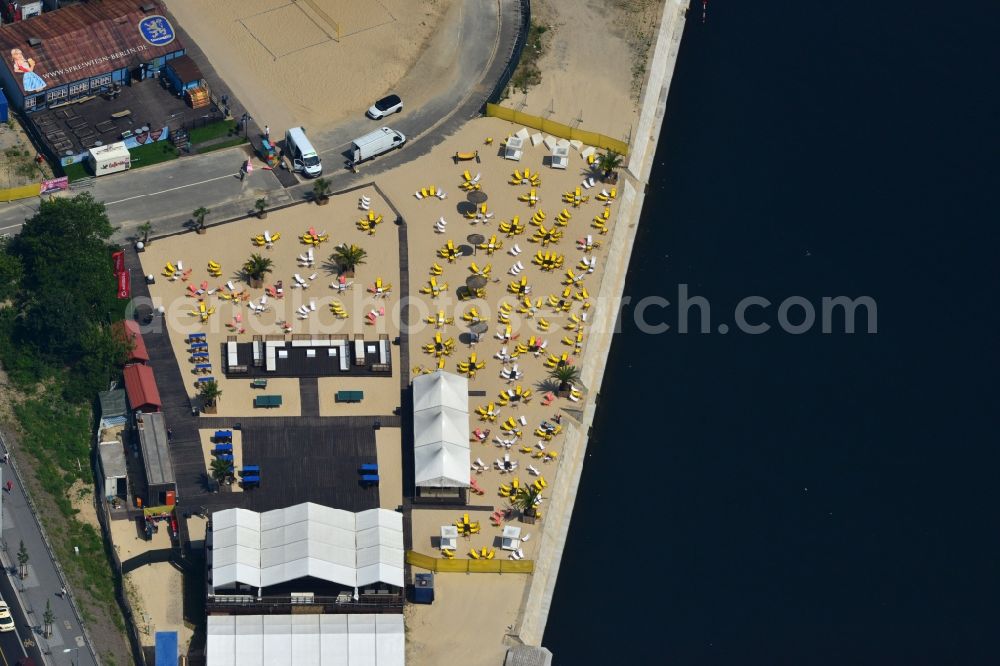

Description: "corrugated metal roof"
123 363 161 410
0 0 183 92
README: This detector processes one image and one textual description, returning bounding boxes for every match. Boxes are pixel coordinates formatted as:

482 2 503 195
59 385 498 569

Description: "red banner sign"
117 269 131 299
112 250 125 275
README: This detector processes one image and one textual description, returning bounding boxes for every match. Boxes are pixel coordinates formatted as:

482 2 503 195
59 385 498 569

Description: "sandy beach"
164 0 454 133
138 185 402 419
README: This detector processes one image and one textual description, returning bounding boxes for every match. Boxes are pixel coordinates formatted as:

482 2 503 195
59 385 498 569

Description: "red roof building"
123 363 161 412
114 320 149 364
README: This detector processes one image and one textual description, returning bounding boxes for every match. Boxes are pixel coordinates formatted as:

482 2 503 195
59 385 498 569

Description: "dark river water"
542 2 1000 664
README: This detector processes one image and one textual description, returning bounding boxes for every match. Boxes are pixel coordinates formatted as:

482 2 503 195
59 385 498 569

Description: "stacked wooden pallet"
186 86 210 109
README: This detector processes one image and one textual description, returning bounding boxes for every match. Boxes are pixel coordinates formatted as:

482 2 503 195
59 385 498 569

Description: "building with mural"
0 0 183 112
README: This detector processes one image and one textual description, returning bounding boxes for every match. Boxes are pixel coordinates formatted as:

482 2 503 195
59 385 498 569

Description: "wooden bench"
335 390 364 403
254 394 282 408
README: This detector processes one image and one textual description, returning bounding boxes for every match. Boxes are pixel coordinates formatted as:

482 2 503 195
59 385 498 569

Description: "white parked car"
366 94 403 119
0 600 14 632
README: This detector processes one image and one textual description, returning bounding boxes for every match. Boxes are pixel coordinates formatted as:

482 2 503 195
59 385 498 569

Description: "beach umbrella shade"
457 244 474 257
470 321 488 335
466 275 488 291
467 233 486 246
457 201 477 216
467 190 488 204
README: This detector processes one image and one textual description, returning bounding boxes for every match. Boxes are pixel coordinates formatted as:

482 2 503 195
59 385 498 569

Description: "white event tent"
210 503 404 591
207 614 405 666
411 370 470 488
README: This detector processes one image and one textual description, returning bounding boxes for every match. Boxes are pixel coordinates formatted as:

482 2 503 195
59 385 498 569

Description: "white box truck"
285 126 322 177
351 127 405 164
88 142 131 176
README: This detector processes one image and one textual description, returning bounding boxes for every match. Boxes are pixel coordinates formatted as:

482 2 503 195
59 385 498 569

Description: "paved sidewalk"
0 432 99 666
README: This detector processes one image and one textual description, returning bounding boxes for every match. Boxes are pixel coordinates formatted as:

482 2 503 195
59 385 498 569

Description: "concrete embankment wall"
513 0 691 647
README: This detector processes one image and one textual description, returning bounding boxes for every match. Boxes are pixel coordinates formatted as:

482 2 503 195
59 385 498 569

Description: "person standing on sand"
264 125 270 141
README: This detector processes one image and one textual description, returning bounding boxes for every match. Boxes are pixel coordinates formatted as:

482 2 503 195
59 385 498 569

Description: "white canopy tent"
206 614 405 666
411 371 470 488
211 504 404 591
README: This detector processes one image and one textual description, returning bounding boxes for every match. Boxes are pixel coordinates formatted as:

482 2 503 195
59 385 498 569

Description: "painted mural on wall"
10 48 45 92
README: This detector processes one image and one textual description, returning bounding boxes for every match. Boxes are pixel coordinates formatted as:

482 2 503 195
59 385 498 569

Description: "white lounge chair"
436 190 447 200
414 191 423 200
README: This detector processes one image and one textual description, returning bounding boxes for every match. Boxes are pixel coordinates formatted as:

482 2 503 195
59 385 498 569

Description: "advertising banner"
112 250 125 275
41 176 69 195
117 269 130 299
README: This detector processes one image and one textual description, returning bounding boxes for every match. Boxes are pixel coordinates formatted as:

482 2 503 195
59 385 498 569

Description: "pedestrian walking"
264 125 270 141
2 452 9 464
59 587 66 598
5 480 12 493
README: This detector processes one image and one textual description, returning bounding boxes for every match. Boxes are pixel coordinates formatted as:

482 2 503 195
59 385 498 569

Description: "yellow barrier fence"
406 550 534 574
0 182 41 203
485 104 629 156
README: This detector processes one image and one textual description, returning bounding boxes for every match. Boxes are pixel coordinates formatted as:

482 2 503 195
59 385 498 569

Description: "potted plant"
198 379 222 414
192 206 210 234
242 252 273 288
512 485 543 524
596 150 623 183
548 364 581 398
210 457 233 490
313 177 331 205
331 243 367 278
137 221 153 250
254 197 268 219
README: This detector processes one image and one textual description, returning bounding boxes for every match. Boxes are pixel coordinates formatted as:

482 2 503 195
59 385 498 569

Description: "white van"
285 126 322 178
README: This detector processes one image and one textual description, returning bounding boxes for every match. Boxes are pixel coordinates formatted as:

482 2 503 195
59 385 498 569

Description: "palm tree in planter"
313 177 331 205
210 457 233 489
512 485 543 524
548 364 581 398
596 150 623 183
243 253 273 288
198 379 222 414
331 243 367 277
254 197 268 219
193 206 210 234
137 221 153 249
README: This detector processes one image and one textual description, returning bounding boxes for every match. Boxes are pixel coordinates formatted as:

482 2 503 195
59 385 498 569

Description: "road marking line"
105 173 237 205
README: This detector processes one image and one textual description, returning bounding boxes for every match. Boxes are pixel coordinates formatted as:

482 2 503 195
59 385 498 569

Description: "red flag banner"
112 250 125 275
117 269 131 299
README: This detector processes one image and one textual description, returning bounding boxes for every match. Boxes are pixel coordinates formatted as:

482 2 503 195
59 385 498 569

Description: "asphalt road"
0 569 33 666
0 0 519 242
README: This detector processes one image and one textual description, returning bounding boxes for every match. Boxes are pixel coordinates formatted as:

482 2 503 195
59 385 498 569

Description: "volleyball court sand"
165 0 454 134
139 185 401 419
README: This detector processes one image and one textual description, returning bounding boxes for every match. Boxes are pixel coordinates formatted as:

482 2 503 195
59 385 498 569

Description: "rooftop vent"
27 38 41 47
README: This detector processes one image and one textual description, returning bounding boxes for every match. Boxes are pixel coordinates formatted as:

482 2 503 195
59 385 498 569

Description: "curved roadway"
0 0 522 240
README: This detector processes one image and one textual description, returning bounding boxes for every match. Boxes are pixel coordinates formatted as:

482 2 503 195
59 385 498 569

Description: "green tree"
511 485 542 519
192 206 210 231
6 194 124 398
16 540 28 579
137 221 153 246
331 243 367 274
210 457 233 487
198 380 222 408
312 177 331 203
548 364 580 395
0 236 22 301
596 150 623 180
43 600 54 638
242 253 273 284
254 197 268 218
